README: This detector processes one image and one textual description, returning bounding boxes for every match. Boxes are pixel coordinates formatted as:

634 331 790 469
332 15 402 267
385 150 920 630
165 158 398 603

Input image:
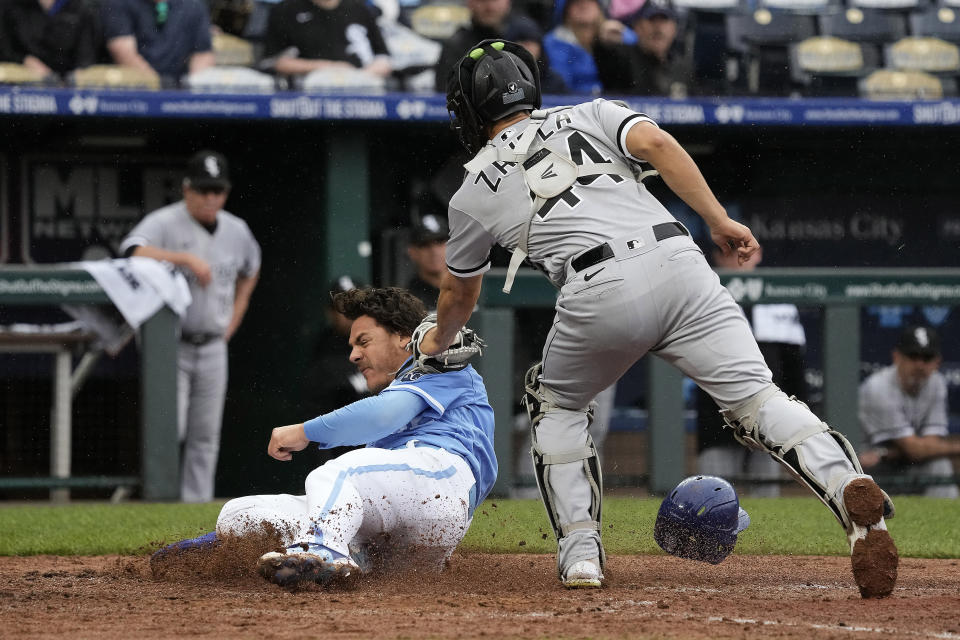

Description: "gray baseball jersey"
858 365 955 497
120 201 261 335
446 99 674 287
859 366 949 443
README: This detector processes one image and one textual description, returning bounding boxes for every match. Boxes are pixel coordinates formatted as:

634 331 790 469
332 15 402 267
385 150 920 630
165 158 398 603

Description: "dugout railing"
0 266 179 500
3 267 957 500
470 267 960 496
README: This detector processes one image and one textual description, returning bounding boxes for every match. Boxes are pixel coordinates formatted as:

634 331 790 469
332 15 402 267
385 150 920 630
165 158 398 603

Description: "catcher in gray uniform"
121 150 261 503
418 39 899 597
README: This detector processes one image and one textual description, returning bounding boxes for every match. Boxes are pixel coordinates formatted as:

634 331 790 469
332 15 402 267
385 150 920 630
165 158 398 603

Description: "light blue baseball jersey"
303 359 497 504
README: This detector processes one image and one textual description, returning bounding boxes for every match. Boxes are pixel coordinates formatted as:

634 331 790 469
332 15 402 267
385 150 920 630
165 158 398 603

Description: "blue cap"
630 0 677 22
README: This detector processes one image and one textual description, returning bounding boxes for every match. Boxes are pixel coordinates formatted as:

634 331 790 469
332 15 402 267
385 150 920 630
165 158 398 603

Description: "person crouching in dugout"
152 287 496 587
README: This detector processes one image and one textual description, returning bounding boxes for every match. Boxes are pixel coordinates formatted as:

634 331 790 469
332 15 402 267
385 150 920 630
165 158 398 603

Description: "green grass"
466 496 960 558
0 502 223 556
1 496 959 558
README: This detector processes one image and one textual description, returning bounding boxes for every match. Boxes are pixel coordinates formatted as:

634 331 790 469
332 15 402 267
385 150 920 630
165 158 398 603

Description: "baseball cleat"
843 478 898 598
562 559 603 589
257 546 360 588
150 531 219 569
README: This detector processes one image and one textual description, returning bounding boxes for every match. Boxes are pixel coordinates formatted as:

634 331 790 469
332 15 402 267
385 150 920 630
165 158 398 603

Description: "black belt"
180 332 221 346
571 222 688 273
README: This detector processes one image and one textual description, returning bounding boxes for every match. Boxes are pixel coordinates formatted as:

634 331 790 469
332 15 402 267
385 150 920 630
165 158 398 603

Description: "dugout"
1 89 958 499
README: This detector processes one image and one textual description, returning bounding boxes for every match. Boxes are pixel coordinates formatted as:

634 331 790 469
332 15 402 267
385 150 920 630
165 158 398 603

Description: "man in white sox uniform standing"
418 39 899 597
121 150 261 502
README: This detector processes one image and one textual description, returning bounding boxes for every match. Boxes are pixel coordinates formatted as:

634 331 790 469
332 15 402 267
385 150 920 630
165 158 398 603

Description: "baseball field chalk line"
487 598 959 638
706 617 960 638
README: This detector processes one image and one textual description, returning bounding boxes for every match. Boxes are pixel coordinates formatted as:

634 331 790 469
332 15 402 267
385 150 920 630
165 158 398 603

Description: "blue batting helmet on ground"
654 475 750 564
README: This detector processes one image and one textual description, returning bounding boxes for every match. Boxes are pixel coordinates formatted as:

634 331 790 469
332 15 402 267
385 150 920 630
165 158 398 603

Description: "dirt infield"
2 551 959 640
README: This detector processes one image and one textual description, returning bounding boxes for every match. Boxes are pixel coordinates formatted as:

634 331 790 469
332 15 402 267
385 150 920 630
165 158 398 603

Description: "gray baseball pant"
177 339 228 503
535 227 858 575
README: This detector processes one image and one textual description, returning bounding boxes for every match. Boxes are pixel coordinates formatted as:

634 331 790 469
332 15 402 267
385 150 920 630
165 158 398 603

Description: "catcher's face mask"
446 39 542 155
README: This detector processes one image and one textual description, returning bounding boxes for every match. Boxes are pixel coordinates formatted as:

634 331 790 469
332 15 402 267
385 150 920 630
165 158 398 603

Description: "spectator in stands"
0 0 100 78
697 245 807 497
543 0 633 95
262 0 391 81
619 0 693 97
508 16 569 94
858 325 960 497
405 214 448 310
101 0 216 83
434 0 542 92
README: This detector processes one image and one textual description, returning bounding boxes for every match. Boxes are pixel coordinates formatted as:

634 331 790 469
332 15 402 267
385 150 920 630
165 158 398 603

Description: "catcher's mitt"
408 313 485 374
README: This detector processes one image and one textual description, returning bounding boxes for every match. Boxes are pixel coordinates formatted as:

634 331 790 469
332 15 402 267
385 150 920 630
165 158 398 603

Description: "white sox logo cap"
896 324 941 359
186 150 231 191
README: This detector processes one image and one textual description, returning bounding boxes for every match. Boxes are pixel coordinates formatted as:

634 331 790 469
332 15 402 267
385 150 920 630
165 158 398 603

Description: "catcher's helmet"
653 475 750 565
446 39 542 154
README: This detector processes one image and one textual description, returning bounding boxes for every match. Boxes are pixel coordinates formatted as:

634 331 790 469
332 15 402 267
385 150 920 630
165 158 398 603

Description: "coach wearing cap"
120 150 261 503
405 214 449 310
858 324 960 497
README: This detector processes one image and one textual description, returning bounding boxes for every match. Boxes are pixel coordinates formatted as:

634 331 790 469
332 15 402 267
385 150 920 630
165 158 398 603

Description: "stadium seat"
757 0 837 15
859 68 947 98
909 6 960 45
70 65 162 90
790 35 879 95
849 0 921 10
299 67 388 92
409 3 471 41
817 7 908 82
673 0 742 9
725 9 817 94
382 22 442 71
0 63 48 85
182 66 276 93
886 36 960 72
818 8 908 43
212 33 256 67
381 21 442 91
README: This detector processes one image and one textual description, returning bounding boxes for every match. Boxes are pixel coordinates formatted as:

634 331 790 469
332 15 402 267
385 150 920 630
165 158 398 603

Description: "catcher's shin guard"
720 384 894 532
522 361 597 429
524 362 605 576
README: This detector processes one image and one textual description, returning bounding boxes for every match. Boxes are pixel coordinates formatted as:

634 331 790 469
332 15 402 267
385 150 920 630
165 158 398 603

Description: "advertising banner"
20 155 182 264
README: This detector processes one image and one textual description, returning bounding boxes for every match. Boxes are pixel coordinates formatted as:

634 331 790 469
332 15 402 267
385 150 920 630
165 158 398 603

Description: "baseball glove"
408 313 485 374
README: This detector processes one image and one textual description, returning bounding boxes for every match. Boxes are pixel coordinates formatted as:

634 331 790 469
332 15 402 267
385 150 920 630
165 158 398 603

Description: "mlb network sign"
21 155 182 263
